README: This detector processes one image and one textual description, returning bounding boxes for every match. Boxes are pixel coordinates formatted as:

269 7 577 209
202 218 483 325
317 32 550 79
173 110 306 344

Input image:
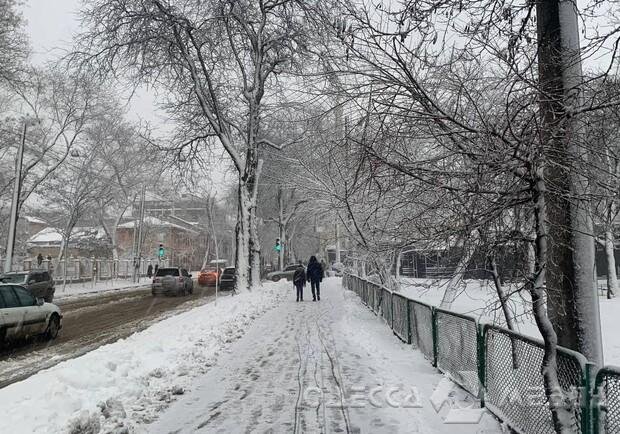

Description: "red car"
198 267 221 286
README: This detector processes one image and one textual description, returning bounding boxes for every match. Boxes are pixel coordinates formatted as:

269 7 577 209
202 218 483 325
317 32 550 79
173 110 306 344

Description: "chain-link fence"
594 368 620 433
436 308 480 397
392 293 410 343
380 287 392 326
410 300 434 361
341 273 612 434
484 325 586 434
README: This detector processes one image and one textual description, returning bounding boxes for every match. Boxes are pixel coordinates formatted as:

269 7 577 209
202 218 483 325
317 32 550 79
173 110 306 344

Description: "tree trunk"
531 175 575 433
440 230 479 309
536 0 603 366
235 184 251 292
605 229 617 298
490 255 519 368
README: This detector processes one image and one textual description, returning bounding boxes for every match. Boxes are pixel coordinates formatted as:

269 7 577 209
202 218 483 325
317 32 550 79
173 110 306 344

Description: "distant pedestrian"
307 256 324 301
293 260 306 302
154 264 159 275
147 264 153 278
37 253 43 267
320 259 327 276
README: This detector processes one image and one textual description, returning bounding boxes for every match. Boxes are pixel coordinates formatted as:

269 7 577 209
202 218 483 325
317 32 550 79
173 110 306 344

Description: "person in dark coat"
306 255 324 301
293 260 306 302
147 264 153 278
37 253 43 267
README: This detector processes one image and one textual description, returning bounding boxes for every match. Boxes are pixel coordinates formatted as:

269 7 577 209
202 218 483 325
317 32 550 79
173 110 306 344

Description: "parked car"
198 267 221 286
0 284 62 343
152 267 194 296
266 264 302 282
219 267 236 290
0 270 55 302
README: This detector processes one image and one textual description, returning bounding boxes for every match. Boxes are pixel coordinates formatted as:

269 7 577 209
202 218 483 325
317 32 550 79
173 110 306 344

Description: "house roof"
117 216 199 234
27 226 107 245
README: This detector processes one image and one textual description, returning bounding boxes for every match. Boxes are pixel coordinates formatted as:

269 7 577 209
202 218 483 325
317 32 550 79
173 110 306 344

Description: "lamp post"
4 117 38 273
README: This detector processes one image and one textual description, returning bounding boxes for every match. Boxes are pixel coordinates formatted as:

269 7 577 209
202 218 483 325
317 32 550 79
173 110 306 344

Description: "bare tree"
74 0 313 291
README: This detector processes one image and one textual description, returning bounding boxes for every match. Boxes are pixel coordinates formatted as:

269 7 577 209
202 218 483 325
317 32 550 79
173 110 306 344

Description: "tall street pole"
4 122 27 273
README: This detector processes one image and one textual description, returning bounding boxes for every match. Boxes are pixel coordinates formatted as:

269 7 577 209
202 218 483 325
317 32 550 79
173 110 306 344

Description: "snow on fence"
342 273 614 434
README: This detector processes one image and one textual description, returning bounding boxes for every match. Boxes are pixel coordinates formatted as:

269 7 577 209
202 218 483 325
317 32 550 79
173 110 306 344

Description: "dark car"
0 270 55 303
152 267 194 296
266 264 301 282
219 267 236 290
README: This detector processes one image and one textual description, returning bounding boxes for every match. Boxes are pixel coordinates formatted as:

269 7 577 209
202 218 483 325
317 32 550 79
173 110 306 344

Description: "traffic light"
274 238 281 252
158 244 165 258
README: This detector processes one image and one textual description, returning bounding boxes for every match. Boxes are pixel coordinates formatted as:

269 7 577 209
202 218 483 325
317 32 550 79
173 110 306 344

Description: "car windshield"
0 274 27 283
155 268 179 277
285 266 298 271
204 267 218 273
222 268 235 276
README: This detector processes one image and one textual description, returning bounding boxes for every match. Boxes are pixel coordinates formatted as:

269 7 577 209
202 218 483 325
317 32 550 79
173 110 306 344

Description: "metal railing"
342 273 614 434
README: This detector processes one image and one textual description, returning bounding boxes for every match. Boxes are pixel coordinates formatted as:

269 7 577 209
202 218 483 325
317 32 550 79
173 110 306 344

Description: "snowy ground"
54 278 148 300
0 281 289 434
0 278 503 433
149 278 501 433
399 277 620 364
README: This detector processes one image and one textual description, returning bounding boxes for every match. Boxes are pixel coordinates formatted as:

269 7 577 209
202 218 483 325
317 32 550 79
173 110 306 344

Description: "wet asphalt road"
0 283 221 388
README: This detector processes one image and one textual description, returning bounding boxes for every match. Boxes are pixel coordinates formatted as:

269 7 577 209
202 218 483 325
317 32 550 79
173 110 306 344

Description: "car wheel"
272 276 280 282
46 314 60 340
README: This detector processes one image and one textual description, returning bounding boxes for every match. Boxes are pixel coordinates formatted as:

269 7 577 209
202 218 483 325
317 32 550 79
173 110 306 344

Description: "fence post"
406 298 412 345
431 307 438 367
582 362 596 434
390 292 394 331
477 323 486 408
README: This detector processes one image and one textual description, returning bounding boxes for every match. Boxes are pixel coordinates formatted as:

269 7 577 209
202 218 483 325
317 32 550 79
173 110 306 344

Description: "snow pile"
0 282 289 434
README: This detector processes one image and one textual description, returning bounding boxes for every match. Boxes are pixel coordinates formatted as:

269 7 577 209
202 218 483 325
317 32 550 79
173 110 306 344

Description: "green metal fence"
342 273 616 434
436 308 480 397
392 293 410 343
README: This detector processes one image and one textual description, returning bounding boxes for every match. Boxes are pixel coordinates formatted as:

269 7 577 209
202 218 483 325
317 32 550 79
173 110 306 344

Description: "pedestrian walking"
147 263 153 278
154 264 159 275
307 256 324 301
37 253 43 267
293 260 306 302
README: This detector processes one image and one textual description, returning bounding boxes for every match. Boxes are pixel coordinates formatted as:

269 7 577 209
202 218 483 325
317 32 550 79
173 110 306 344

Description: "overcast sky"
21 0 232 193
22 0 161 125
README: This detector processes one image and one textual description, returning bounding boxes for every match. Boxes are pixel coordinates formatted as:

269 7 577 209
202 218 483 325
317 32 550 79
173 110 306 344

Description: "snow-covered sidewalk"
149 278 501 433
0 281 289 434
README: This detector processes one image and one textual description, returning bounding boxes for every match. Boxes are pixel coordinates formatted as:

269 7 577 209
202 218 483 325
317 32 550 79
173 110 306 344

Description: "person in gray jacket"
293 261 306 302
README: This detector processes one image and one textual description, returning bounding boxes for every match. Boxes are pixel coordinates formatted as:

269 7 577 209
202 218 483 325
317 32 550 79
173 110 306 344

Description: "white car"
0 284 62 343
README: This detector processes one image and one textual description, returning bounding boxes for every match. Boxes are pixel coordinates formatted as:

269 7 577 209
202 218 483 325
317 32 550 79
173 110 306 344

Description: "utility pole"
4 121 28 273
335 220 341 264
135 185 146 283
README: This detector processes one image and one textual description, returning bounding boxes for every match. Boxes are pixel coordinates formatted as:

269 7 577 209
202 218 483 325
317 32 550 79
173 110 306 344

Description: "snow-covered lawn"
149 278 501 433
399 277 620 364
0 281 289 434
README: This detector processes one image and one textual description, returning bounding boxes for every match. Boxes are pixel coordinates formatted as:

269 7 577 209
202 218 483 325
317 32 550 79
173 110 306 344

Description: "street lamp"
4 116 40 272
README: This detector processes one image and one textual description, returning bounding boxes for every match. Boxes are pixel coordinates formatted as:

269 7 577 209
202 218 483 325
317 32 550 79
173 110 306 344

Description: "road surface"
0 283 221 388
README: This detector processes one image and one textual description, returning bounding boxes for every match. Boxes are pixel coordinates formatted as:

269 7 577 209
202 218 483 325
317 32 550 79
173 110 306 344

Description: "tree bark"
605 228 617 298
536 0 603 366
440 230 479 309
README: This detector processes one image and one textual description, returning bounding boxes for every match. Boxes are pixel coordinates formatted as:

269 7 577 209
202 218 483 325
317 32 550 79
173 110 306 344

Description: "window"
0 273 27 284
14 286 35 306
285 265 298 271
222 268 235 276
155 268 179 277
1 287 21 308
181 269 189 277
33 272 44 283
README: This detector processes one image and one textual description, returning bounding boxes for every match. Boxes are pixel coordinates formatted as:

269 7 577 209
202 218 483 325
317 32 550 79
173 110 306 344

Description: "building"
116 216 207 270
